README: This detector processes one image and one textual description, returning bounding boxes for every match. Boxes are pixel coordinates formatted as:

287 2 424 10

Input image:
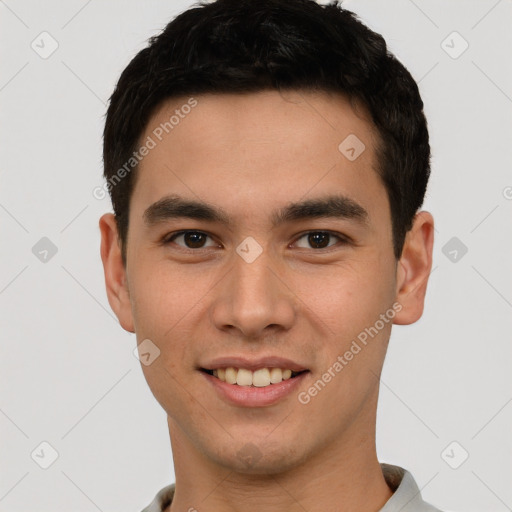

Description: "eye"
164 230 219 249
293 231 346 250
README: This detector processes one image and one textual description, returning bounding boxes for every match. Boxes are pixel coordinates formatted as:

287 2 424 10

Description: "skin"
100 90 434 512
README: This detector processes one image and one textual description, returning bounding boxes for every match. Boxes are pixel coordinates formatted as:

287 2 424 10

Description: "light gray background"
1 0 511 511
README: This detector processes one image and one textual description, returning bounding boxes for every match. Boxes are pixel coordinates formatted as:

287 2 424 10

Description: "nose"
210 248 296 340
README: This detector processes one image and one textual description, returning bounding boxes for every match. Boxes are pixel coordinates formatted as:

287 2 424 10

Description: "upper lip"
200 356 308 372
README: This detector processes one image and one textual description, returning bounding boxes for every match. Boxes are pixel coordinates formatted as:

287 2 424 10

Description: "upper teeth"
213 367 295 387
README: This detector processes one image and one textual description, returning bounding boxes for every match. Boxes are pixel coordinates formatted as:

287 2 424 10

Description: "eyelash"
162 230 350 251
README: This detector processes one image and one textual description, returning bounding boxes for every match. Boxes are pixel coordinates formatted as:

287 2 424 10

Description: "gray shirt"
141 463 444 512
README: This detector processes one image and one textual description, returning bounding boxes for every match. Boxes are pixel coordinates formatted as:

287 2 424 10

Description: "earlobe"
99 213 135 333
393 211 434 325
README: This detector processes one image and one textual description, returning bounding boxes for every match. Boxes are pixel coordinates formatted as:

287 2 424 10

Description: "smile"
202 367 307 387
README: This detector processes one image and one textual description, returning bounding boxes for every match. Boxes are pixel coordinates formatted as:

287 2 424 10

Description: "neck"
166 413 392 512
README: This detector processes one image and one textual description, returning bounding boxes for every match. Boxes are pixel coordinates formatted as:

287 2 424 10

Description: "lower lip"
201 371 309 407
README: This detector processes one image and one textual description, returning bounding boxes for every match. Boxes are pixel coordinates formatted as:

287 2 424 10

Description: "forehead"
132 90 386 224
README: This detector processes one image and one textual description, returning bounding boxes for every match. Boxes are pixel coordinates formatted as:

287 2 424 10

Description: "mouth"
200 366 310 407
200 367 309 387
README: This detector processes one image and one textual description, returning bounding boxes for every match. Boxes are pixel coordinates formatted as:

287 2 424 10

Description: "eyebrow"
143 194 369 228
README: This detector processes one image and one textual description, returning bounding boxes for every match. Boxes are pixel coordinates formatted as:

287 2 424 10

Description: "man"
99 0 442 510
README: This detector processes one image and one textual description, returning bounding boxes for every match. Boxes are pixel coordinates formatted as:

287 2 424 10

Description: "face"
100 90 433 475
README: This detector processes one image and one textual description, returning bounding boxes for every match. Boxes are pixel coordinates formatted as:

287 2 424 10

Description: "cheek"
130 261 201 333
297 256 396 340
130 266 198 411
297 258 396 421
129 262 218 384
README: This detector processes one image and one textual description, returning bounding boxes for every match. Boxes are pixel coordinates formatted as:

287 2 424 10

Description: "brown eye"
294 231 344 249
167 231 217 249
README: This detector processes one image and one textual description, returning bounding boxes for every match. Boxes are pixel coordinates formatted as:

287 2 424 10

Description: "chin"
211 438 308 476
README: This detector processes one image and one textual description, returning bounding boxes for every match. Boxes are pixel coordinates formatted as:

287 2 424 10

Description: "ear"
393 211 434 325
99 213 135 333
